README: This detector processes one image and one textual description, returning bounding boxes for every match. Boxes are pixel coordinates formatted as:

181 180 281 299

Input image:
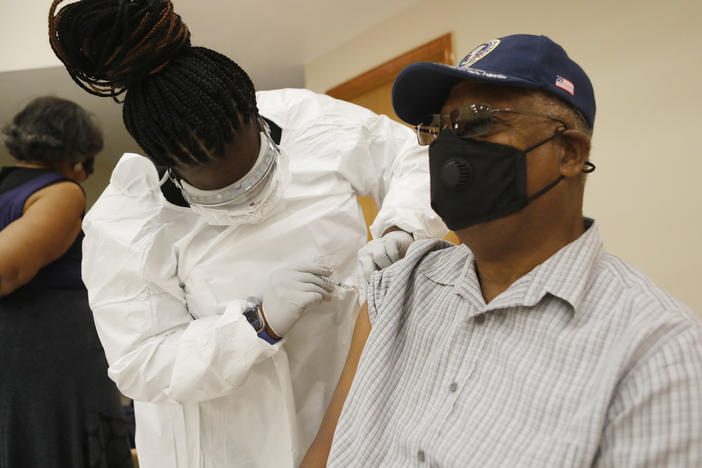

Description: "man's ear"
559 129 591 177
72 161 83 173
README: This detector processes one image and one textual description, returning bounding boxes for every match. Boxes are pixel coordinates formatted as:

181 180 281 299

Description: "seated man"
303 34 702 467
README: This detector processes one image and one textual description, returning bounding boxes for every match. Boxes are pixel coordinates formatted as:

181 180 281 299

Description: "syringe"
321 276 354 290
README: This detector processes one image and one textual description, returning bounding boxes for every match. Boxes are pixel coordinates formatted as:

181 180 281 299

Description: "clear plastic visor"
177 125 279 208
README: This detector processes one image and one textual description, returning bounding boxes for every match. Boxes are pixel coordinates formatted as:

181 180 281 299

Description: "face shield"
169 117 289 226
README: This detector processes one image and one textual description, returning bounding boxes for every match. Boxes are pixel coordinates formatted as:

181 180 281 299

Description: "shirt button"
475 315 486 325
449 382 458 392
417 450 426 462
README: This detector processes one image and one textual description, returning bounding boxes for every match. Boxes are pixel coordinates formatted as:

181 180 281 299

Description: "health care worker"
49 0 447 467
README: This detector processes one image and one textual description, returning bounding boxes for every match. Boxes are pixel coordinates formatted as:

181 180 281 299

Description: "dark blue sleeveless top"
0 167 85 290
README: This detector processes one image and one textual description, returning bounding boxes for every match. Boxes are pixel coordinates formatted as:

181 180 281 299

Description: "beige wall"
0 2 62 73
306 0 702 314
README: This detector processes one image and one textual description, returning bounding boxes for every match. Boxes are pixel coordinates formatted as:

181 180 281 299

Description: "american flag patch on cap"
555 75 575 95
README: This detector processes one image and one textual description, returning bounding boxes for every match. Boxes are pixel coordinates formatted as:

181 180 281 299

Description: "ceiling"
0 0 421 203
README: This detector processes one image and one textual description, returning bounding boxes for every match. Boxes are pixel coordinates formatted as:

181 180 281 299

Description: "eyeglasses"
415 103 570 146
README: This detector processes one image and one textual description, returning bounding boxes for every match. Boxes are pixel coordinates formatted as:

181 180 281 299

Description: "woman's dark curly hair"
2 96 103 166
48 0 259 168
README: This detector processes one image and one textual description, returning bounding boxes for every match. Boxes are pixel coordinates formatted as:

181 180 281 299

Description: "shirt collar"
448 218 604 315
518 218 603 313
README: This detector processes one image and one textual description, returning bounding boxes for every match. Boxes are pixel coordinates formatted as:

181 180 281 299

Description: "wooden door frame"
324 34 460 244
326 33 453 100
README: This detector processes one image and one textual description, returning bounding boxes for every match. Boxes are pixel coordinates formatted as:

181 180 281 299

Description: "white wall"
306 0 702 314
0 2 61 72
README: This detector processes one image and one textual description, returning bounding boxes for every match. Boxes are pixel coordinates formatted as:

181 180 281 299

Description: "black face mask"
82 155 95 176
428 130 568 230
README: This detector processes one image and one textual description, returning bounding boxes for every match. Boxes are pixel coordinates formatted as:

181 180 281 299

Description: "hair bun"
49 0 191 99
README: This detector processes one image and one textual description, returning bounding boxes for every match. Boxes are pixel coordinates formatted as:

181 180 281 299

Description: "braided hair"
49 0 259 168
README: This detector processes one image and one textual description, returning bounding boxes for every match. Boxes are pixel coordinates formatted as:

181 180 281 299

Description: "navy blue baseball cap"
392 34 596 129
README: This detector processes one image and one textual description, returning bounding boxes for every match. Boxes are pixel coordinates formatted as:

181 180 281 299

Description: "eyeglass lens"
449 105 492 138
417 104 495 146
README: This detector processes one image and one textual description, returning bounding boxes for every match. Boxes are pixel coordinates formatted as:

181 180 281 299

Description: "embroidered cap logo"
458 39 501 69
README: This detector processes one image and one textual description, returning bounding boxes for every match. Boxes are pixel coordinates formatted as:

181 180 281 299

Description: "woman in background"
0 96 133 468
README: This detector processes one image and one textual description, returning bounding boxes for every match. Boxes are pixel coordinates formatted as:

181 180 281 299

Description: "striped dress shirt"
328 219 702 467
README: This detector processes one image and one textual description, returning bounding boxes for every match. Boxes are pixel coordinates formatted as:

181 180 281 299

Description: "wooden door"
327 34 460 244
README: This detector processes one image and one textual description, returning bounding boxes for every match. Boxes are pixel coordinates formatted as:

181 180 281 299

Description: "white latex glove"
261 262 335 337
357 230 414 284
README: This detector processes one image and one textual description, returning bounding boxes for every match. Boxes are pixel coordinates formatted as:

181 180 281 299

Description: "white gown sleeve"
81 156 278 404
259 89 448 240
343 113 446 240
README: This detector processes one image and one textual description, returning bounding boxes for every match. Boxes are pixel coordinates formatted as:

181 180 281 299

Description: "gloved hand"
261 262 335 337
357 230 414 284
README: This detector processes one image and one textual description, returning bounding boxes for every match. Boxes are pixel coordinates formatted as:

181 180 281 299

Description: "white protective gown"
82 88 447 468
